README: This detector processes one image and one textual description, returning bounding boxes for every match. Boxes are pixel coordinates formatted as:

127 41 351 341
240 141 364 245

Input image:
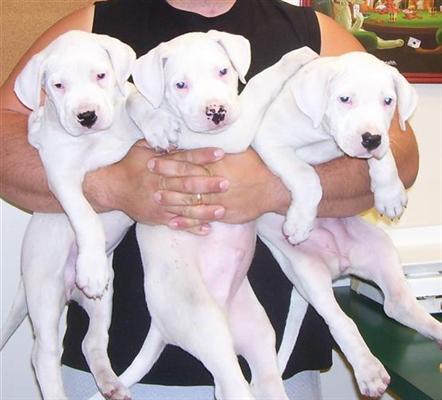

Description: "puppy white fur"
1 31 141 400
252 52 442 397
95 33 319 400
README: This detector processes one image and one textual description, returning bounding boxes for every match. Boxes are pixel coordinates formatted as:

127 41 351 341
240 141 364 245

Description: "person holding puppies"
0 0 419 399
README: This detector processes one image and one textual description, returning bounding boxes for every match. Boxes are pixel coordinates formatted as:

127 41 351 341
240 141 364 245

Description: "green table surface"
334 286 442 400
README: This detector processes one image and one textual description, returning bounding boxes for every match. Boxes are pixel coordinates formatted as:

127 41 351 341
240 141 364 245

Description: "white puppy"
252 52 442 397
1 31 141 400
93 32 318 400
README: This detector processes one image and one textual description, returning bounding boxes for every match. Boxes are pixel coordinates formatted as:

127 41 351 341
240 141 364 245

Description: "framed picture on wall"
286 0 442 83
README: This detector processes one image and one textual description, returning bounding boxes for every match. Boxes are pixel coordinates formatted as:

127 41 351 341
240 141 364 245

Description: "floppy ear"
391 68 418 131
94 33 136 96
290 58 337 129
14 51 47 111
207 30 251 84
132 43 169 108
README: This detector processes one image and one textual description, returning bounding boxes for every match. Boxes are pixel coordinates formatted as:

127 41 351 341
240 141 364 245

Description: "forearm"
0 110 62 212
315 156 373 217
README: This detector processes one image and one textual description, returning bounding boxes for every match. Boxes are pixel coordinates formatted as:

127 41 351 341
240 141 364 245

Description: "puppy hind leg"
154 281 254 400
80 268 131 400
181 303 255 400
285 249 389 398
27 282 68 400
344 219 442 344
228 279 289 400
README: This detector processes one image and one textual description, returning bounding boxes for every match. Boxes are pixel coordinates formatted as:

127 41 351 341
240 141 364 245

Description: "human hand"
154 148 291 226
84 140 230 234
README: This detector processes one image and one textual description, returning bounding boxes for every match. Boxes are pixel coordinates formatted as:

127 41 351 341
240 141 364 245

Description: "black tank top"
62 0 333 386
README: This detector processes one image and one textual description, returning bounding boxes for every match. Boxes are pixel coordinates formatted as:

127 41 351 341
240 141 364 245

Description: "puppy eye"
176 82 187 89
219 68 228 76
54 83 64 89
97 73 106 80
339 96 350 103
384 97 393 106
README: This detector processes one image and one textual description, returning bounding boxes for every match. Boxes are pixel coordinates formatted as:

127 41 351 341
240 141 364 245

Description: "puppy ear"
95 34 136 96
14 52 47 111
290 58 336 129
391 68 418 131
207 30 251 84
132 43 168 108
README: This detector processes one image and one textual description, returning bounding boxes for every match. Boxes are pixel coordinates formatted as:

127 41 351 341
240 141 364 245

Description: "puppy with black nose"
252 51 442 398
1 30 141 400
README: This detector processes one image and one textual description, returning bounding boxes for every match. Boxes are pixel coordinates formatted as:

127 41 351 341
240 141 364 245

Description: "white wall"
1 84 441 399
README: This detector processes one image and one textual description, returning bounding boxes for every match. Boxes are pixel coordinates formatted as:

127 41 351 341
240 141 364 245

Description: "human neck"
166 0 237 17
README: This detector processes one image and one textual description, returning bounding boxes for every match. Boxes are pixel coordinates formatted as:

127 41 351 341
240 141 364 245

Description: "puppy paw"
354 356 390 398
141 109 181 151
102 382 131 400
76 251 109 299
373 182 407 220
283 211 315 245
422 319 442 345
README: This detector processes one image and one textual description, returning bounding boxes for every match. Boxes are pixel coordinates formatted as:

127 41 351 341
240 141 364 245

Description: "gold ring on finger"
195 193 204 205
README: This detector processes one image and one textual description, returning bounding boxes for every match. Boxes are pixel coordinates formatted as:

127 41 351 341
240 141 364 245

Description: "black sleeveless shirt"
62 0 333 386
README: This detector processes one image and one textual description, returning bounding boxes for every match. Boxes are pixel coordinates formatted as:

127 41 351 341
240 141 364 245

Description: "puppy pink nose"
205 104 227 125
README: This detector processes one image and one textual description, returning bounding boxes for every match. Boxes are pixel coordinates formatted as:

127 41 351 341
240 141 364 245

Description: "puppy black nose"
77 110 97 128
206 105 227 125
361 132 381 151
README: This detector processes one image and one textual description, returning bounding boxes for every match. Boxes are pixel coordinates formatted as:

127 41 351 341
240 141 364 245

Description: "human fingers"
165 147 224 164
168 216 212 235
160 201 225 221
157 175 229 195
147 157 214 178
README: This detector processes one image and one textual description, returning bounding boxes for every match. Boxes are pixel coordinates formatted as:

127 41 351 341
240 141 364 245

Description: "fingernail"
147 159 156 171
200 224 211 234
213 149 224 159
154 192 162 203
169 220 179 229
214 208 225 219
219 180 229 191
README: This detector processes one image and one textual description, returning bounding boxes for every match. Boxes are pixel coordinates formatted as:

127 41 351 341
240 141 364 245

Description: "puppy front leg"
368 149 407 219
46 171 108 298
256 145 322 244
127 90 180 150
